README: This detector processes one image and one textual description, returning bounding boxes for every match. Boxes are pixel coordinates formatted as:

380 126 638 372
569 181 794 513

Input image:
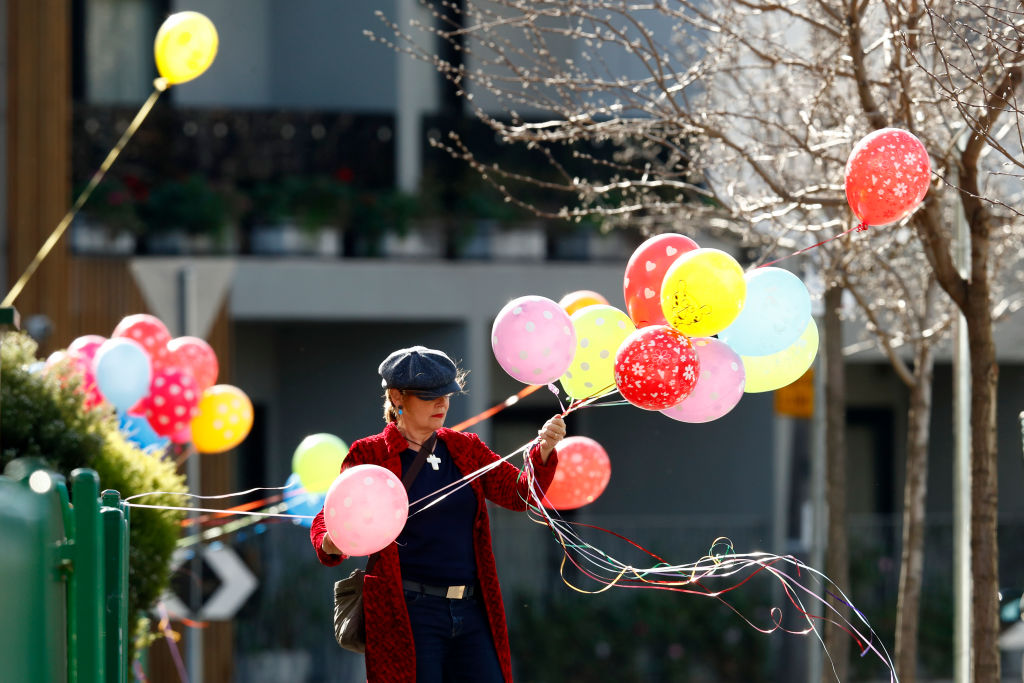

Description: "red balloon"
613 325 700 410
141 366 200 437
112 314 173 370
167 336 219 391
542 436 611 510
623 233 699 328
844 128 931 227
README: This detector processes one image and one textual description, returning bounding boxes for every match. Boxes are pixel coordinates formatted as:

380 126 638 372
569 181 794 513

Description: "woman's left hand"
537 415 566 463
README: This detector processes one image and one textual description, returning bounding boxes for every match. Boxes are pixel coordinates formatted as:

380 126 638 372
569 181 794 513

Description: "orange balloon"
558 290 610 316
191 385 254 454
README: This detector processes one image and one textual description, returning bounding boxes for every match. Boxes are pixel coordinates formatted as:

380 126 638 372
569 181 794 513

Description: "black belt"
402 579 476 600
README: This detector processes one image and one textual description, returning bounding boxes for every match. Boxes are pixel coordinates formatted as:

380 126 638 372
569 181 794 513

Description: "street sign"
162 544 257 621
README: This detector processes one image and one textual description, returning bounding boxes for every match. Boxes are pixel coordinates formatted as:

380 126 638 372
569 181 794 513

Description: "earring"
397 407 403 416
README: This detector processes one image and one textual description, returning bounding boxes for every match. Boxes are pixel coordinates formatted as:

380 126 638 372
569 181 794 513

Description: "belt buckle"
446 585 466 599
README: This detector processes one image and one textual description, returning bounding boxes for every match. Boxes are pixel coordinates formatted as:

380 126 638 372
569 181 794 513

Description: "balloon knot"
855 222 869 232
153 77 170 92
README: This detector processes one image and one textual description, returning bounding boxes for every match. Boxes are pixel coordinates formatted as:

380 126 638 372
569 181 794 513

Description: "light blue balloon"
95 338 152 411
284 472 326 528
719 267 811 356
119 411 170 453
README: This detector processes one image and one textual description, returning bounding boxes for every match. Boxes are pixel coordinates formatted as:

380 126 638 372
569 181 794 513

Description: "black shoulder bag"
333 432 437 653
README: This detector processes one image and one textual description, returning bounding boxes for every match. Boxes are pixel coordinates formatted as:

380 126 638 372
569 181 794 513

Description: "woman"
310 345 565 683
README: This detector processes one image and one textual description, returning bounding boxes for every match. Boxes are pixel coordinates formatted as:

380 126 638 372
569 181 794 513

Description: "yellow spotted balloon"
660 248 746 337
154 11 219 85
741 319 819 393
559 305 636 400
190 385 254 454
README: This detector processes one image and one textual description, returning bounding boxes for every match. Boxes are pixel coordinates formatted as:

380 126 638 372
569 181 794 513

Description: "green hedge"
0 332 186 658
510 586 773 682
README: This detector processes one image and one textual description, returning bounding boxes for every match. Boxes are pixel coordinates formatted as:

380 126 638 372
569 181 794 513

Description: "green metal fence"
0 458 130 683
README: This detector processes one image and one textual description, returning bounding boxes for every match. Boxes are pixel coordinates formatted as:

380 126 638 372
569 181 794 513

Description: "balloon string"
755 222 868 269
1 81 168 307
155 601 191 683
519 467 897 680
127 502 313 520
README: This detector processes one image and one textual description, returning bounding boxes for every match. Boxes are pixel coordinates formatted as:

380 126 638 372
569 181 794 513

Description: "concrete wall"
172 0 399 111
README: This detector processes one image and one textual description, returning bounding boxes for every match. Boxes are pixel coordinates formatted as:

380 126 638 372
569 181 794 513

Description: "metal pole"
953 170 972 683
179 266 204 683
807 318 827 683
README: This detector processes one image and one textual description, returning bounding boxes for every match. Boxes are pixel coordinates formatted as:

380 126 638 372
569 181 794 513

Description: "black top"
396 438 478 585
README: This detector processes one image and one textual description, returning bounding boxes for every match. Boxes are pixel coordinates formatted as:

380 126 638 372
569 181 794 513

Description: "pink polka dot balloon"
613 325 700 410
660 338 745 423
542 436 611 510
323 464 409 556
491 295 576 385
845 128 931 227
113 314 173 370
141 366 200 437
68 334 107 365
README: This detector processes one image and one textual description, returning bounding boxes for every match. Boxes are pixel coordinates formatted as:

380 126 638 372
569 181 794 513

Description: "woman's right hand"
321 532 342 555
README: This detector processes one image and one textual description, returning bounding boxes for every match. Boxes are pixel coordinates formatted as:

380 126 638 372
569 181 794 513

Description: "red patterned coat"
310 422 559 683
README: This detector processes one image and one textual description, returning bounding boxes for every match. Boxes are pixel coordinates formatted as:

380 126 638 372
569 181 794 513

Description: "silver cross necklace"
406 435 441 471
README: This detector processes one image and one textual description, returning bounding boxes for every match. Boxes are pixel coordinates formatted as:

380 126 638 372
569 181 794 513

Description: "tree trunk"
821 285 850 683
967 298 1000 682
893 344 934 683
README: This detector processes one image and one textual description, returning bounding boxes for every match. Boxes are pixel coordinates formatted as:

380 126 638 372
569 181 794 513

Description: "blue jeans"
403 588 505 683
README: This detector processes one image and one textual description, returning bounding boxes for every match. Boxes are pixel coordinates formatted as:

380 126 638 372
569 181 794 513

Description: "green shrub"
0 332 186 659
510 586 773 682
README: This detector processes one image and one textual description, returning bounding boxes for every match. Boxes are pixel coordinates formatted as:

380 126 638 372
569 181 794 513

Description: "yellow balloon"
154 11 219 85
559 305 636 399
741 319 819 393
660 248 746 337
191 385 254 454
292 434 349 494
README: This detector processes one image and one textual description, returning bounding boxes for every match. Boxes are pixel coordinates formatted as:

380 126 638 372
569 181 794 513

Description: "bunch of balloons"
48 313 253 455
491 237 816 418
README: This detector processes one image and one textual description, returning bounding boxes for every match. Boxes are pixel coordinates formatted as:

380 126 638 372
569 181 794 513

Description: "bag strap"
365 431 438 574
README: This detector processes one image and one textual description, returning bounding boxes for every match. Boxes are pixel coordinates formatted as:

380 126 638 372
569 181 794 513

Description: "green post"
71 468 106 683
0 461 69 682
101 489 130 683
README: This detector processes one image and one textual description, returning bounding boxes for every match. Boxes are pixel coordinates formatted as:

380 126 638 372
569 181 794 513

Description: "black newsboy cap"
379 346 463 398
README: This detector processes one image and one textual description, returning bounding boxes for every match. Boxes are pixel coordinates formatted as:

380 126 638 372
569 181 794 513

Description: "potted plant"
375 188 437 258
137 174 230 254
72 176 145 254
249 175 351 257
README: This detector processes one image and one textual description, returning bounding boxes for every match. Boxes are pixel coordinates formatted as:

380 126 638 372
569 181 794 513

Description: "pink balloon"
623 233 699 328
660 338 745 423
613 325 700 410
44 349 104 409
68 335 107 365
169 423 193 445
542 436 611 510
323 464 409 556
491 295 577 385
167 336 219 391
